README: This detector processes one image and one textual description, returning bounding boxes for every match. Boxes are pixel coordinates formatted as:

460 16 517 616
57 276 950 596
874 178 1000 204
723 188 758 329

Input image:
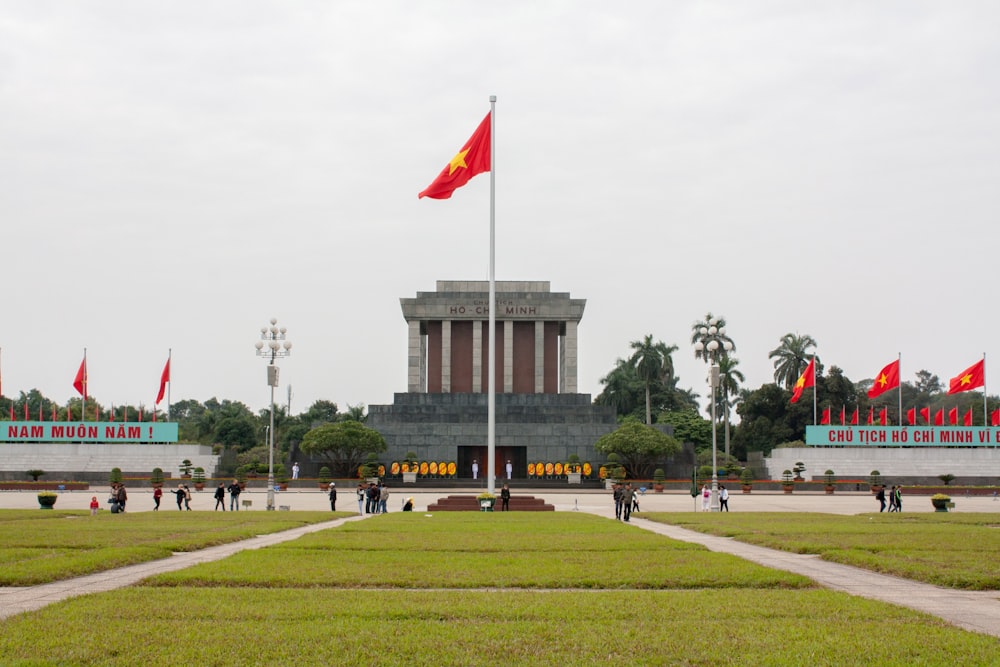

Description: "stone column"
441 320 452 393
472 320 483 393
535 320 545 394
561 320 578 393
503 320 514 393
407 320 423 393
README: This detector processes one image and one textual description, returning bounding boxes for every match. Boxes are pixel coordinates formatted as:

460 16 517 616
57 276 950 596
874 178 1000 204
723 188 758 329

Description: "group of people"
612 482 639 521
700 484 730 511
876 485 903 512
357 481 391 514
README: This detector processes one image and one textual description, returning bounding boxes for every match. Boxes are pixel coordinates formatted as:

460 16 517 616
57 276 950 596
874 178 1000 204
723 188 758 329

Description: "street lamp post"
255 318 291 512
694 317 733 513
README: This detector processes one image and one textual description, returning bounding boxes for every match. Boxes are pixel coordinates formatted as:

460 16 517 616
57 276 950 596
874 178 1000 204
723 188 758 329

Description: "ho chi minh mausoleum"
366 281 620 479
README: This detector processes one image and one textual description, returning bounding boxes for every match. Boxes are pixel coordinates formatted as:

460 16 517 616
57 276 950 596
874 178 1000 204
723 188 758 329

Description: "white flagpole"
167 348 172 421
487 94 497 496
897 352 902 426
82 347 87 422
812 356 817 425
982 352 987 427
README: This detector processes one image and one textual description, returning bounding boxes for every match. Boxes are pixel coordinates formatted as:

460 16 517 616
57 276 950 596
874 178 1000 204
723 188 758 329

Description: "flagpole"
897 352 902 426
982 352 987 427
82 348 87 422
487 94 497 496
812 355 817 425
167 348 172 421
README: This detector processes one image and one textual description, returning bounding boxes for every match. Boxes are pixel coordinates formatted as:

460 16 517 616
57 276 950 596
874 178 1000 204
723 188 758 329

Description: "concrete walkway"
2 489 1000 638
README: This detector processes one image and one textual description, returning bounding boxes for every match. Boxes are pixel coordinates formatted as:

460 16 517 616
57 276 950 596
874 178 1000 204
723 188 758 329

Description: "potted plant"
192 467 206 491
792 461 806 482
931 493 951 512
37 490 58 509
235 466 248 490
604 453 623 489
938 473 955 486
567 454 583 484
179 459 193 479
477 491 496 512
26 469 45 482
110 467 123 486
363 453 381 482
318 466 331 490
150 467 164 489
402 452 418 483
740 467 753 493
781 470 794 494
869 470 883 494
824 469 836 494
652 468 665 493
274 463 288 491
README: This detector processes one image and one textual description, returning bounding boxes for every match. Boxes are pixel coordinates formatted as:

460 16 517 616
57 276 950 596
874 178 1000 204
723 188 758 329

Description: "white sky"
1 2 998 416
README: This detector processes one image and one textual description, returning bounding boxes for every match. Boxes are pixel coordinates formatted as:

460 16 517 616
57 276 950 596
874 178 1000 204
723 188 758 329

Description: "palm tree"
718 356 745 460
769 333 818 389
690 313 736 362
596 360 641 417
628 335 677 425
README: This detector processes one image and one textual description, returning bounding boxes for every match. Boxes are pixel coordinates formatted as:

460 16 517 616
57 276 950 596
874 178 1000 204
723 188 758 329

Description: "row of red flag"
791 358 986 404
70 355 170 404
821 405 1000 427
8 402 160 422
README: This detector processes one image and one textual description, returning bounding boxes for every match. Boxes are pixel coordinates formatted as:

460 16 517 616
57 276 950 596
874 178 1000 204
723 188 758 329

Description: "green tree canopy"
299 421 387 478
593 418 681 479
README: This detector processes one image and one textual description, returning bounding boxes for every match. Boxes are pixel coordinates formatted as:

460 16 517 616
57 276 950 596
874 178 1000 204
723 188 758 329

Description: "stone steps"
427 494 554 511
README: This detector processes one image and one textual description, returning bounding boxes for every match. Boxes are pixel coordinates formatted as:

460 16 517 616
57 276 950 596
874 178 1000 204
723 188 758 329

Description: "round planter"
931 499 949 512
37 494 57 509
741 485 752 494
825 486 835 495
782 485 794 494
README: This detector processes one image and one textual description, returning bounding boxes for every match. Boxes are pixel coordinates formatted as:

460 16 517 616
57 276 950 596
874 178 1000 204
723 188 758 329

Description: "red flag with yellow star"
419 112 491 200
947 359 985 394
789 357 815 403
867 359 899 398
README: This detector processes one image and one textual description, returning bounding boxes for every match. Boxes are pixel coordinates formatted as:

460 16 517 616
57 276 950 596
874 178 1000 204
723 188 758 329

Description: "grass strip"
644 512 1000 590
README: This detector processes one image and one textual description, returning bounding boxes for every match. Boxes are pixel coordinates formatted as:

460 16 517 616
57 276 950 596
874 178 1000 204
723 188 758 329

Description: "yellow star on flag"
960 373 974 386
876 373 889 388
447 149 470 175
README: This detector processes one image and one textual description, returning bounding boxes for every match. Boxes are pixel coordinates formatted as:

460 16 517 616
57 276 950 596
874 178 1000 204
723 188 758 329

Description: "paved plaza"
2 488 999 638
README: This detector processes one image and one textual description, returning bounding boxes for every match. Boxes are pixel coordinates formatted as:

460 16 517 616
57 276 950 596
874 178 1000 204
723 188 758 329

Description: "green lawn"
0 511 997 665
0 509 342 585
643 512 1000 590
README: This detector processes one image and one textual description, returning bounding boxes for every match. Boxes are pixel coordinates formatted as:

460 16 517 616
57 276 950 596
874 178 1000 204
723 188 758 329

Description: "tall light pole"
694 317 733 513
255 318 291 511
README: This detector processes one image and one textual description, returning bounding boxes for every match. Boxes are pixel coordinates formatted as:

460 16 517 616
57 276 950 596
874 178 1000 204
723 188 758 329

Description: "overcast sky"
2 2 998 417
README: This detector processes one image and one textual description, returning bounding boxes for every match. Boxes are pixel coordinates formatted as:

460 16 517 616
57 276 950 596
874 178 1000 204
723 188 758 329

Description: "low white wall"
765 447 1000 481
0 443 218 477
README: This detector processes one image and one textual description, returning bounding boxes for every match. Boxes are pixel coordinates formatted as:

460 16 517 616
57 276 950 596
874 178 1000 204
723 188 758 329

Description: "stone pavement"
2 488 1000 638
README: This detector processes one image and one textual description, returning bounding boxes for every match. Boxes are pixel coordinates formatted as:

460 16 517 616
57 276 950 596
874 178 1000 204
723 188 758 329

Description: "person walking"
115 483 127 512
888 485 898 512
622 483 634 522
228 479 242 511
379 484 390 514
214 482 226 511
90 495 100 516
612 483 623 520
173 484 186 510
356 483 365 515
876 486 886 512
500 484 511 511
701 484 710 512
183 485 192 511
152 486 162 511
328 482 337 511
719 484 729 512
894 485 903 512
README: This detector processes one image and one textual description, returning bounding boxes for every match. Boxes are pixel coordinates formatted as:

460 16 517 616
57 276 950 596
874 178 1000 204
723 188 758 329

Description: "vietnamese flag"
906 407 916 425
933 409 944 426
156 357 170 405
948 407 958 425
849 408 859 425
992 408 1000 426
868 359 900 398
419 112 491 200
839 406 846 425
948 359 985 394
73 357 88 399
879 407 888 426
963 408 973 426
866 407 874 425
790 358 815 404
820 407 831 425
920 407 931 423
